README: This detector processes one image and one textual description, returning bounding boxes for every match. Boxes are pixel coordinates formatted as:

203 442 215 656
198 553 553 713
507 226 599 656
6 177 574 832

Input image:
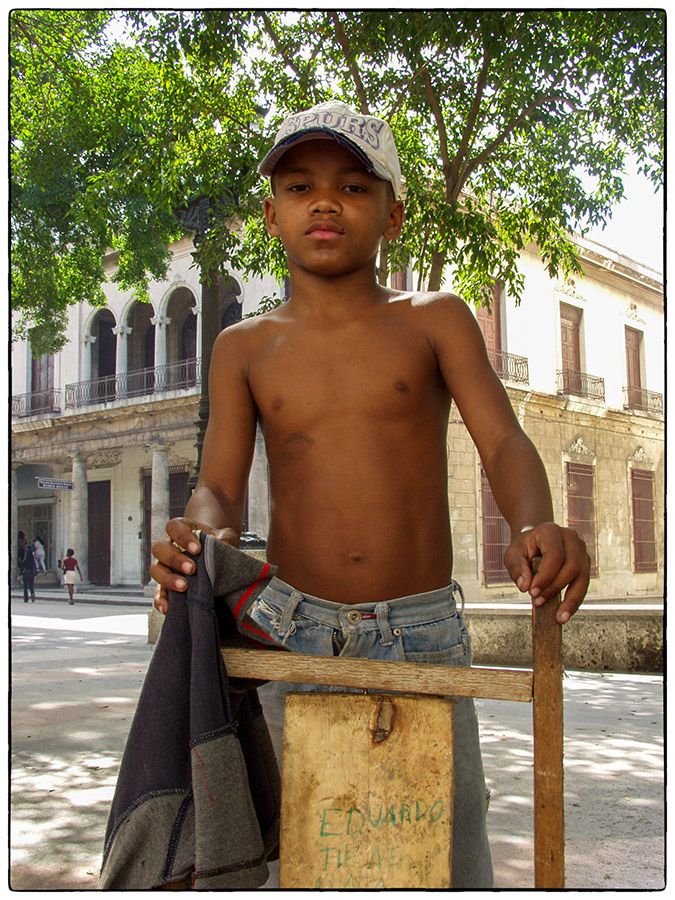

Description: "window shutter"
560 305 582 394
566 462 597 576
631 469 657 573
481 469 511 585
625 327 643 408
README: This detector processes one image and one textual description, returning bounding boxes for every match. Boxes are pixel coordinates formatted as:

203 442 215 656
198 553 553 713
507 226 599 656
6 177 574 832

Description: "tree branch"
445 43 492 201
329 12 370 113
12 19 58 121
421 67 452 192
464 92 563 180
463 66 575 183
383 60 430 120
259 12 306 82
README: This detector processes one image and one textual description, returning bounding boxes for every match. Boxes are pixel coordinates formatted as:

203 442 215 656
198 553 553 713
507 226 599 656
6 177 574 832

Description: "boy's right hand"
150 518 240 614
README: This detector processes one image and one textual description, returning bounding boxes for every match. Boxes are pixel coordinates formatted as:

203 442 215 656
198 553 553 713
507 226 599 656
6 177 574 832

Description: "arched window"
92 310 117 401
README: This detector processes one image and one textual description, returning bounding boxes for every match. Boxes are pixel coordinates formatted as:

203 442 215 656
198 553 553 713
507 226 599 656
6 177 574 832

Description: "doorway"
88 481 111 584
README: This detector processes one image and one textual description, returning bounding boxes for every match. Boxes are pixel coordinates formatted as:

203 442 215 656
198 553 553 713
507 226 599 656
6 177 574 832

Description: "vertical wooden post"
531 595 565 888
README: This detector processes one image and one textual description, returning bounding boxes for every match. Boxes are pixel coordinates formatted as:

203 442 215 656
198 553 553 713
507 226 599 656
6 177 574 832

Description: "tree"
11 9 664 354
10 8 265 355
243 9 664 299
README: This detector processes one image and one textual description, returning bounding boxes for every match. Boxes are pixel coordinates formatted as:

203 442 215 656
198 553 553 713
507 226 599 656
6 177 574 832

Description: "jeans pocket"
249 595 336 656
400 613 471 666
249 596 287 640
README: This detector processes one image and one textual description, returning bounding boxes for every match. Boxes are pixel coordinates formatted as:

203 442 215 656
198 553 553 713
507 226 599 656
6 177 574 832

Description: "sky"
583 162 664 274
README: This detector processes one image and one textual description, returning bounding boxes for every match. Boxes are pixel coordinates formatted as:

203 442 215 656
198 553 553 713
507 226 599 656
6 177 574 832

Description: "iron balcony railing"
11 389 62 418
488 349 529 384
65 357 201 409
623 386 663 416
556 369 605 402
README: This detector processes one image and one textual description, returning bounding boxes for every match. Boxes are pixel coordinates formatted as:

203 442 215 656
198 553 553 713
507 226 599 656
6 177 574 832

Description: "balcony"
488 349 529 384
623 386 663 416
12 389 62 418
556 369 605 403
64 358 201 410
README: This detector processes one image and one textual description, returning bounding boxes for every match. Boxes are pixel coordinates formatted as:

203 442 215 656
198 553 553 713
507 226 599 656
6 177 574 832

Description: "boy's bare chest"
248 320 444 425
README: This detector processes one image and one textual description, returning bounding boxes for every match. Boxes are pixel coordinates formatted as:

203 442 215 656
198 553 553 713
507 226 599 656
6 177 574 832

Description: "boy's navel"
394 380 410 393
348 551 364 563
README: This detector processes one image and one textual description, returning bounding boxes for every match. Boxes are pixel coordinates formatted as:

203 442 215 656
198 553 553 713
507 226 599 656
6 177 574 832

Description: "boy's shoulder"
389 289 463 310
213 306 286 346
388 289 477 328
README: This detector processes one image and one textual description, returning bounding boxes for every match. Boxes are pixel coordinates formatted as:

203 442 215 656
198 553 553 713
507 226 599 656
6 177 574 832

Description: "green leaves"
11 9 664 353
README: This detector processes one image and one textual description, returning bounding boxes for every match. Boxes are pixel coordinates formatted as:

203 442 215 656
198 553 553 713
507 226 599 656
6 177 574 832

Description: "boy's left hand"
504 522 590 624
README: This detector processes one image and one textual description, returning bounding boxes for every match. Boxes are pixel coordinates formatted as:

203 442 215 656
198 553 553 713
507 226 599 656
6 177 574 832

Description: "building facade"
11 237 277 588
12 235 664 606
445 237 664 604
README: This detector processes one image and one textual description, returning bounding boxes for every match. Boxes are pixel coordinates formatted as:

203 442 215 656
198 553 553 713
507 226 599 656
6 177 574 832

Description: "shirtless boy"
151 101 590 887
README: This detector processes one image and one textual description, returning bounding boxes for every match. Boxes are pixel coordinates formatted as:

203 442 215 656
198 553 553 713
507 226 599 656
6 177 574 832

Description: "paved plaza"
9 596 665 891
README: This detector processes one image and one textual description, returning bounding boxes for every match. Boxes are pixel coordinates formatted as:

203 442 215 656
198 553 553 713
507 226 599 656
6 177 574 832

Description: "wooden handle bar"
222 647 533 702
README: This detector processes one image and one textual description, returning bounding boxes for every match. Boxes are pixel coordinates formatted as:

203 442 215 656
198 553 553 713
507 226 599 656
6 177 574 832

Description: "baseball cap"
258 101 404 201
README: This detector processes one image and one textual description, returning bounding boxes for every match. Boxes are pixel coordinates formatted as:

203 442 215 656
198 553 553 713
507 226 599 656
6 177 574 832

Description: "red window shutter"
477 284 504 375
390 269 408 291
481 469 511 585
631 469 657 573
566 462 597 576
625 327 643 408
560 305 582 394
476 284 502 353
625 328 642 391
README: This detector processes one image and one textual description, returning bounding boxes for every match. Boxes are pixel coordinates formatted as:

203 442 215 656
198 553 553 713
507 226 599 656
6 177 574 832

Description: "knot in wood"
370 698 397 744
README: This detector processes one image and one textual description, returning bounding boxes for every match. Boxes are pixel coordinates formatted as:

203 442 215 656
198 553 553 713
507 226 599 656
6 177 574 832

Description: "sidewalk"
11 583 149 607
9 597 665 890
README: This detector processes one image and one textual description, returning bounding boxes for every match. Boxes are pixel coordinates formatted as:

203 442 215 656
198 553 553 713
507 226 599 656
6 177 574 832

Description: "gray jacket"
100 535 282 889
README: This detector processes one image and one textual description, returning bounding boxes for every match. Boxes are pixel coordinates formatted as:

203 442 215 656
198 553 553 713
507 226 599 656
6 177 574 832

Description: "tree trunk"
427 249 446 291
377 238 390 285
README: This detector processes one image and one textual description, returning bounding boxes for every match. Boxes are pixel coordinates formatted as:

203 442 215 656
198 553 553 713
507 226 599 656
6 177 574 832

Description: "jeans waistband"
264 577 465 636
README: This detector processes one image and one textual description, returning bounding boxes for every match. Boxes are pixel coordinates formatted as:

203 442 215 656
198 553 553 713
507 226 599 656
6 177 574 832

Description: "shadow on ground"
10 608 664 891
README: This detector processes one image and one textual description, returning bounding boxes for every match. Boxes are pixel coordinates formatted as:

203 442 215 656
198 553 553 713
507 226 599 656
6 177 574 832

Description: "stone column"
151 443 170 548
247 427 270 540
70 452 89 583
81 334 96 383
147 443 171 640
113 325 132 396
151 316 171 388
193 304 202 362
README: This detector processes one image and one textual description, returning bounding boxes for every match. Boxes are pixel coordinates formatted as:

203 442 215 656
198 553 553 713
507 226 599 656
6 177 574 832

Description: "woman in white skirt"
61 549 82 604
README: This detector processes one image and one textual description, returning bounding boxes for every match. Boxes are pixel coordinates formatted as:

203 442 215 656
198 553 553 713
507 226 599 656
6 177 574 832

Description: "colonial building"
11 234 664 610
445 236 664 606
11 236 277 588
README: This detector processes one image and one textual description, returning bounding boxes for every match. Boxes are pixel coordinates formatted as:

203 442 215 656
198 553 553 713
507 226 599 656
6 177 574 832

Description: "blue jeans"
250 577 494 889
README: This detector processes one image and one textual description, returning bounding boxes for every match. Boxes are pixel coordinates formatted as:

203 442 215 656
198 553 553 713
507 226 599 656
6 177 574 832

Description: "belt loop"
451 580 466 613
375 602 394 646
278 589 303 638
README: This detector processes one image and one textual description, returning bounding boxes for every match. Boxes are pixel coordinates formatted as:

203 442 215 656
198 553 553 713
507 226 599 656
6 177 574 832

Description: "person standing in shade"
20 542 37 603
151 102 590 889
62 549 82 605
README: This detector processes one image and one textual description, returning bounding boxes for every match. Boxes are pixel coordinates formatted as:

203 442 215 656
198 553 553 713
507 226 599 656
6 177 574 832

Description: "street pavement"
9 594 665 891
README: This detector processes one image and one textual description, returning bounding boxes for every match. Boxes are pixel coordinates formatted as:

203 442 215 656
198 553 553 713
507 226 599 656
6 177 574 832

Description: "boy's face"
263 140 403 278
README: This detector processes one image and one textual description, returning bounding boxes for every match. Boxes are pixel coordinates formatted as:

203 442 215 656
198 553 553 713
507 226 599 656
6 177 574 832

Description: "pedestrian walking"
33 536 47 573
17 531 27 585
20 543 37 603
61 549 82 605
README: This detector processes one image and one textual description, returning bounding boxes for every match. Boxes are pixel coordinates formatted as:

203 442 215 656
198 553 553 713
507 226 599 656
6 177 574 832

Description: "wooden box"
279 692 454 889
